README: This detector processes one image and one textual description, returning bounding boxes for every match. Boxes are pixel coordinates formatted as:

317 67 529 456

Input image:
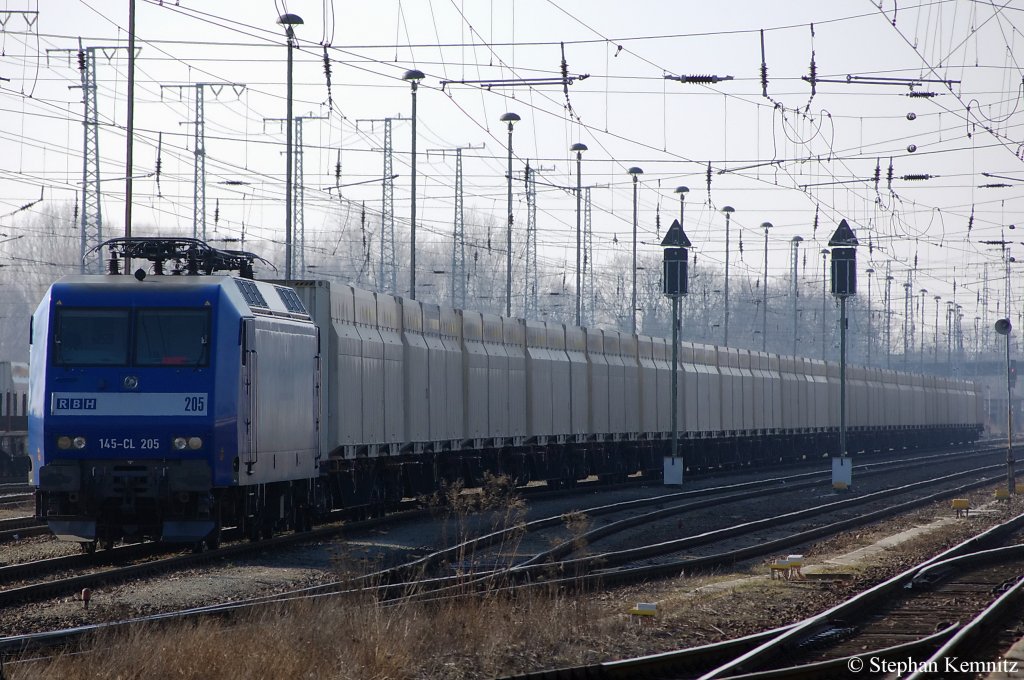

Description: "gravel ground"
0 452 1013 648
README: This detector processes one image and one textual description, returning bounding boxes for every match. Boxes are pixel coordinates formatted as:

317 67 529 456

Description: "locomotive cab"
30 239 320 550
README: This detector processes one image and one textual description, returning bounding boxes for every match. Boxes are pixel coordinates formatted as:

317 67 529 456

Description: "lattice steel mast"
525 161 537 318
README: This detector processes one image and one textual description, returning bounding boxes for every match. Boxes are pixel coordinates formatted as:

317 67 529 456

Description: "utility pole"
427 144 483 309
357 116 409 294
761 221 772 352
884 264 894 368
525 162 538 319
821 249 829 359
49 43 135 273
865 268 874 366
265 113 325 276
721 206 735 346
518 160 556 319
919 288 927 370
791 236 803 356
165 83 246 242
584 188 594 326
903 281 911 370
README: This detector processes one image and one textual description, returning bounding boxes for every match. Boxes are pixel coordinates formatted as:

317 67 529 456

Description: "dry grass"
8 587 625 680
9 477 628 679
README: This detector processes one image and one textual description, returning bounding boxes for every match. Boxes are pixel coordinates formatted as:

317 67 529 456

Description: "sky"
0 0 1022 347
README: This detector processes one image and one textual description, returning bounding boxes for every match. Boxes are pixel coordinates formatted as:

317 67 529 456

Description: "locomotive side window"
135 309 210 367
54 309 130 366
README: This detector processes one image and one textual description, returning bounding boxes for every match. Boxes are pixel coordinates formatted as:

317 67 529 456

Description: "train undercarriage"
36 424 982 552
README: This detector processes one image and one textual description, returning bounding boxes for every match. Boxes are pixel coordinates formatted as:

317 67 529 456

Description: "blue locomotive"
30 239 319 551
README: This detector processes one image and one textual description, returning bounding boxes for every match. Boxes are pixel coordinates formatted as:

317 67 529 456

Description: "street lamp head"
500 112 521 124
821 249 830 256
791 235 803 243
403 69 425 82
570 142 588 154
761 221 773 230
934 295 941 301
627 166 643 179
721 206 734 214
866 267 875 274
277 13 303 37
996 318 1012 335
674 186 689 195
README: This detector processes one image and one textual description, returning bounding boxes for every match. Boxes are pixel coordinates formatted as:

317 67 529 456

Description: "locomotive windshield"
54 309 131 366
135 309 210 366
52 308 209 367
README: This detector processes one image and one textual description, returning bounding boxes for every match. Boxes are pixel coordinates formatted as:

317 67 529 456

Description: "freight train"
28 239 983 551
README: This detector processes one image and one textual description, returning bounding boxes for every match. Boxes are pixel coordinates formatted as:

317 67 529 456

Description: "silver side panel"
652 338 671 434
717 347 737 431
460 311 488 440
565 326 588 436
547 322 571 437
289 281 362 455
525 320 553 436
586 329 610 436
401 298 430 445
738 350 756 431
354 289 385 449
440 307 464 441
621 334 640 435
638 336 658 434
679 343 698 432
423 303 448 443
483 314 509 438
604 331 625 434
504 318 527 438
377 293 405 446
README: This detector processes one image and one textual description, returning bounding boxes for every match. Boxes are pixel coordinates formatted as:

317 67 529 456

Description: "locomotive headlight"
187 436 203 450
57 436 72 450
72 436 87 450
173 437 188 451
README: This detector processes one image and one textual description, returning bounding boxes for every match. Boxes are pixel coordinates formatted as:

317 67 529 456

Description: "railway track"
2 450 999 629
0 445 1013 659
0 515 46 542
0 447 991 600
496 510 1024 680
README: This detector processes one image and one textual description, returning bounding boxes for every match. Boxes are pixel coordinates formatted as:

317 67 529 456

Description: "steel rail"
696 509 1024 679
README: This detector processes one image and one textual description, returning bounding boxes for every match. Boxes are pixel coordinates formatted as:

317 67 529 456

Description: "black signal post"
995 317 1016 495
829 219 858 491
661 201 691 486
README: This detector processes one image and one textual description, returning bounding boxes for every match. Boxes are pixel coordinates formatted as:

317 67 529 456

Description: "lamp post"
277 12 303 280
403 69 425 299
885 274 895 368
919 288 928 370
721 206 735 346
995 318 1016 495
791 235 803 356
572 143 588 326
761 222 772 352
865 268 874 366
628 167 644 333
903 282 912 370
829 219 859 491
500 112 520 317
661 215 691 486
933 295 942 363
821 248 829 359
